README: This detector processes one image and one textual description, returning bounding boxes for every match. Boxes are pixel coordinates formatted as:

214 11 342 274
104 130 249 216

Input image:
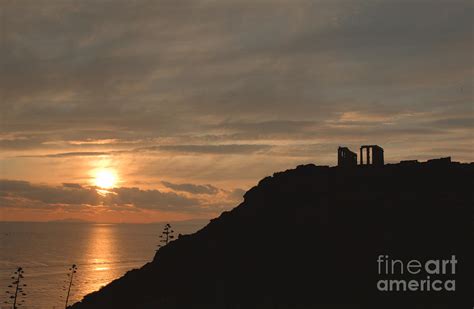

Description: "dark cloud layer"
41 151 111 158
150 144 271 155
0 180 197 211
0 180 99 205
162 181 219 195
0 179 244 215
1 1 471 145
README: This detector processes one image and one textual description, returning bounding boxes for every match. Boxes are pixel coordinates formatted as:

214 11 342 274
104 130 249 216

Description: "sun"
94 169 118 189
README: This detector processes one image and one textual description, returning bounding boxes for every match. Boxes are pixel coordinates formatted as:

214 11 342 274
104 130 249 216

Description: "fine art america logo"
377 255 457 292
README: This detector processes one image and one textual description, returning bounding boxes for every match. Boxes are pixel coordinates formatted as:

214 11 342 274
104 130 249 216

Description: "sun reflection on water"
72 224 119 302
0 222 161 307
94 266 110 271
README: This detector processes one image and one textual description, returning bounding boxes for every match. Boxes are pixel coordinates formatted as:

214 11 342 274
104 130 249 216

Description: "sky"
0 0 472 223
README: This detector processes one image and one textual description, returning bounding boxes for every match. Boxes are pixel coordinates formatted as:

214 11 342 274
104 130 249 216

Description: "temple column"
367 147 370 165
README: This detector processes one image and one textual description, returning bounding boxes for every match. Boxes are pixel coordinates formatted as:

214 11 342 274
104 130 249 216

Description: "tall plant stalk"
64 264 77 309
157 223 175 250
4 267 26 308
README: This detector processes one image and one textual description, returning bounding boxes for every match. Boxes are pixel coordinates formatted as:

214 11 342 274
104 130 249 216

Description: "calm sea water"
0 221 207 308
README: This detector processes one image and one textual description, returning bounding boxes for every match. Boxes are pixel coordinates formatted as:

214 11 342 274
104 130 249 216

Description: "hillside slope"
71 161 473 308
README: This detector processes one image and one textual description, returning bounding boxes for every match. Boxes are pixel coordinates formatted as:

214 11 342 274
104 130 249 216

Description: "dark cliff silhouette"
71 159 473 308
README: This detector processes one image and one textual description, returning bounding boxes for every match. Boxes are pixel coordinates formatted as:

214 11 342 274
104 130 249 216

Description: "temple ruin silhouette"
337 147 357 167
360 145 384 166
337 145 384 167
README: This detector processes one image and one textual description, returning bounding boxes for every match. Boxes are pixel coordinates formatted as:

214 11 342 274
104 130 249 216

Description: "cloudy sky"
1 0 472 222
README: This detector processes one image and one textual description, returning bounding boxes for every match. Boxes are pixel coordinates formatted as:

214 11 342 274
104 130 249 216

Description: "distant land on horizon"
49 218 96 223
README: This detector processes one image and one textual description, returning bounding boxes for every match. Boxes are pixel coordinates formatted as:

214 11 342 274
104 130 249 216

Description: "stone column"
367 147 370 165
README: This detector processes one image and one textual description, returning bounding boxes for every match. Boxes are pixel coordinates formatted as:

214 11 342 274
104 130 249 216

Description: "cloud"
0 179 247 217
2 0 471 139
149 144 271 155
162 181 219 195
0 136 47 150
212 120 319 139
106 187 198 210
62 183 84 189
0 180 199 212
428 117 474 129
29 151 112 158
0 180 100 206
17 144 272 158
226 188 246 202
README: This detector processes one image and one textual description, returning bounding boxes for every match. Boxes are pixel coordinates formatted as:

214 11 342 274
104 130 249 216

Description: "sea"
0 221 207 308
